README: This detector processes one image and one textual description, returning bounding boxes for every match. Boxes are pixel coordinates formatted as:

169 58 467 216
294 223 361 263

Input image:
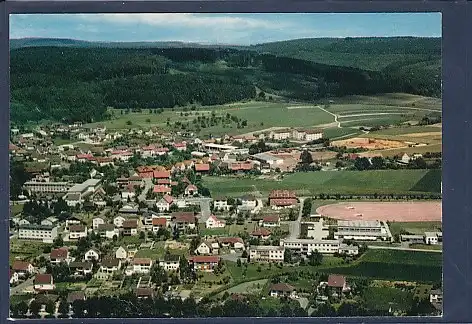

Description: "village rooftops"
152 218 167 226
217 237 244 244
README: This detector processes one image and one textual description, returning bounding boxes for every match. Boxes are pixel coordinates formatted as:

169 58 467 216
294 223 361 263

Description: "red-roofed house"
195 163 210 173
205 215 226 229
156 194 174 212
251 228 271 240
157 179 171 186
189 256 220 272
262 215 281 227
50 247 72 265
76 154 94 162
133 258 153 274
137 166 154 179
153 170 171 179
173 142 187 151
268 190 298 209
269 283 297 298
152 217 168 232
172 212 196 231
184 184 198 196
34 274 55 291
11 261 35 277
327 274 350 294
230 162 254 172
153 185 172 194
217 237 245 250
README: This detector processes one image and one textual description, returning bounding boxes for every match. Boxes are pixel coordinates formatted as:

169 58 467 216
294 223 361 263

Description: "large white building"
64 179 102 207
18 224 58 243
23 181 73 195
248 245 285 262
335 220 392 241
280 238 341 255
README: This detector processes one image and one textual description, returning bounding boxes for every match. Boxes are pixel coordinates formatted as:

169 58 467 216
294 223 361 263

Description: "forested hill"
10 37 441 124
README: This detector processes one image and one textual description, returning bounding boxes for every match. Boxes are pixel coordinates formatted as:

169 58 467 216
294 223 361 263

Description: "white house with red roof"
153 185 172 194
152 217 169 232
156 194 174 212
327 274 350 294
111 149 133 162
261 215 281 228
50 247 73 265
133 258 153 274
205 215 226 229
173 142 187 151
189 255 220 272
184 184 198 196
34 274 55 291
11 261 35 278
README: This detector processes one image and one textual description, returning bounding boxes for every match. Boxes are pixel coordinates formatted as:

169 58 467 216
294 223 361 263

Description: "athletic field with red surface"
316 201 442 222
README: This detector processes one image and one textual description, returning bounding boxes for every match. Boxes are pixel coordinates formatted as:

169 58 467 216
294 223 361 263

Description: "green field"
362 287 414 312
9 238 48 265
409 170 442 193
327 93 441 110
323 127 361 140
365 125 441 136
203 169 441 197
320 249 442 283
388 220 442 237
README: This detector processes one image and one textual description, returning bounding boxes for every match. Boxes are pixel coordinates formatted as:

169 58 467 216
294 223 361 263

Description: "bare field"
331 137 405 150
316 201 442 222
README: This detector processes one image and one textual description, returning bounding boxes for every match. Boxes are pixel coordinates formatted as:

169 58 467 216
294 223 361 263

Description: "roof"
190 256 220 263
153 185 172 193
218 237 244 245
263 215 280 223
269 190 297 199
35 273 53 284
172 212 196 223
157 179 171 185
269 283 295 292
251 228 272 236
162 254 181 262
152 218 167 226
69 261 93 269
162 194 174 204
327 274 346 288
133 258 152 265
186 184 198 191
69 224 86 232
123 219 138 228
98 223 115 231
269 198 298 206
195 164 210 172
337 220 382 228
136 288 154 297
12 260 32 271
241 195 256 201
101 258 120 268
153 170 171 179
50 247 69 259
67 291 86 303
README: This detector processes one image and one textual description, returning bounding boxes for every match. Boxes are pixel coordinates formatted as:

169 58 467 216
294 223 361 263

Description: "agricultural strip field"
203 169 442 197
319 249 442 283
326 93 441 110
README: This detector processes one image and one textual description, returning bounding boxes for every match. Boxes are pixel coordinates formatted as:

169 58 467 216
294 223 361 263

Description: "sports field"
316 201 442 222
203 169 442 197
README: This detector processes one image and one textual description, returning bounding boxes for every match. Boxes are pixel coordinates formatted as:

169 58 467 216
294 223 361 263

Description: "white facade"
335 220 391 241
280 238 341 255
114 216 126 228
213 200 230 211
23 181 72 194
84 249 100 261
249 245 285 262
115 247 128 260
195 242 212 255
92 217 105 230
18 224 58 243
133 260 153 274
205 216 225 229
305 131 323 141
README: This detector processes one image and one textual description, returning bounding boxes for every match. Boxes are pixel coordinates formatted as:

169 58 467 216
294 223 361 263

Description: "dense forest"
10 37 441 124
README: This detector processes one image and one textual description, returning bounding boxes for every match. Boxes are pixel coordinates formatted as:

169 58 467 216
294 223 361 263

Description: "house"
18 224 59 243
92 217 105 230
69 261 93 276
184 184 198 196
172 212 196 231
424 231 442 245
113 216 126 228
40 216 59 227
327 274 350 294
97 223 119 239
398 153 411 164
153 170 171 180
213 197 231 211
205 215 226 229
195 163 210 173
50 247 72 265
133 258 153 274
249 245 285 262
304 129 323 142
251 228 272 240
268 190 298 209
189 255 220 272
262 215 281 227
121 184 136 200
195 241 213 255
69 224 87 240
115 246 128 260
217 237 245 250
239 195 257 211
34 274 55 291
98 258 121 279
430 289 443 304
67 291 86 304
84 248 101 261
156 194 174 212
173 142 187 151
158 254 181 272
10 271 19 285
136 288 154 299
153 185 172 194
270 129 291 141
122 219 139 236
152 217 168 232
269 283 297 299
11 261 35 278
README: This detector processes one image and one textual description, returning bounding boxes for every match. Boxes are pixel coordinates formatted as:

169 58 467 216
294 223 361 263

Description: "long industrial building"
334 220 392 241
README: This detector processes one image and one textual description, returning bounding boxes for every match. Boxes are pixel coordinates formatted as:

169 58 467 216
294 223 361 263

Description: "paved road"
367 245 442 253
138 178 154 201
288 198 305 239
220 252 244 263
185 197 212 222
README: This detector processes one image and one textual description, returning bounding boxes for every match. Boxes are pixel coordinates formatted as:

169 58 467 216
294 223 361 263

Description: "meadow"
388 221 442 237
202 169 441 197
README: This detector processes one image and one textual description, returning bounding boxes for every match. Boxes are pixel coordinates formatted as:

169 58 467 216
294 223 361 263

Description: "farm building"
334 220 392 241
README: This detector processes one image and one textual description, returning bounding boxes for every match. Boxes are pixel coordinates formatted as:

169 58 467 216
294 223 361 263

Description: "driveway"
185 197 212 222
220 252 244 263
288 198 305 239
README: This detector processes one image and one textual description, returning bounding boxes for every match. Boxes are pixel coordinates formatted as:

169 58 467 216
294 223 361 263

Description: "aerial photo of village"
8 13 442 318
